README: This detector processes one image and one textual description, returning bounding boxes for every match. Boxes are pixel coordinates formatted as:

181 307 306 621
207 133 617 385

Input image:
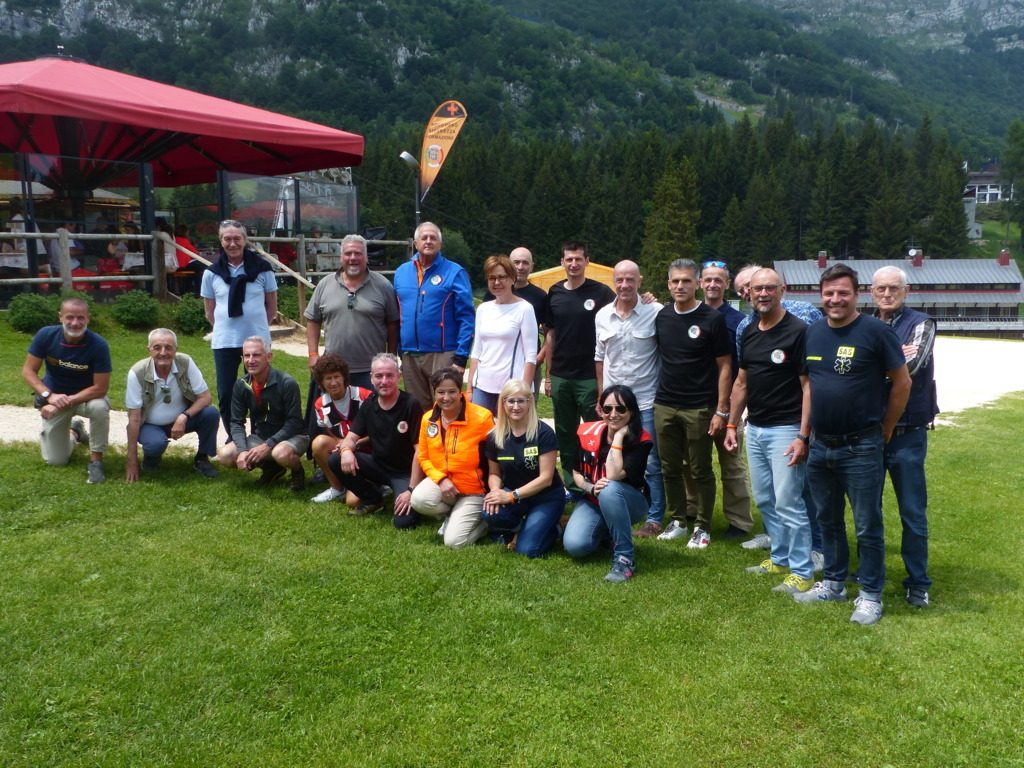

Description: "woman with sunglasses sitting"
481 379 565 557
563 384 653 582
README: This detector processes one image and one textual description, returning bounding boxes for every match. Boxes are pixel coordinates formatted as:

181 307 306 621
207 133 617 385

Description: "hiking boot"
741 533 771 550
71 417 89 445
657 520 688 541
793 581 848 604
686 527 711 549
723 524 748 540
141 454 162 472
850 596 883 626
634 521 662 538
312 487 345 503
906 588 930 609
257 462 286 485
310 467 327 485
349 499 385 516
193 455 219 478
772 574 814 594
86 460 105 484
289 465 306 492
604 555 635 583
745 558 789 575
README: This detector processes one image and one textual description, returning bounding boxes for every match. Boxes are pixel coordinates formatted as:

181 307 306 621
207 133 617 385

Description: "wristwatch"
797 434 810 444
511 489 521 503
41 390 51 399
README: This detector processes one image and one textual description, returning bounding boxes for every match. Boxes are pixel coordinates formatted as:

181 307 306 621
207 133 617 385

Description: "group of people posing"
22 220 936 625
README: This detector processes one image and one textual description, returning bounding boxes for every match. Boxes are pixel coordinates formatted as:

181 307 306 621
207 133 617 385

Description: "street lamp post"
399 151 421 227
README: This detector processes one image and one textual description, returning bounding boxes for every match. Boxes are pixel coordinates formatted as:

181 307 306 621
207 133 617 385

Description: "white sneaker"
438 517 449 536
686 527 711 549
850 596 883 626
741 533 771 550
657 520 689 541
311 487 344 503
811 550 825 573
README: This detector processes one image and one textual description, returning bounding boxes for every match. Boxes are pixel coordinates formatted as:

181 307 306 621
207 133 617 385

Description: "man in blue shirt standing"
393 222 475 410
22 297 111 483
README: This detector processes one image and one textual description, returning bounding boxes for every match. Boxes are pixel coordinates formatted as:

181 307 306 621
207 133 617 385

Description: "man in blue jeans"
871 266 938 609
798 263 910 626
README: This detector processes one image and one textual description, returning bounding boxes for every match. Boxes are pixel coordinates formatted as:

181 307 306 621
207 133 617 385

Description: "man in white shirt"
594 259 665 537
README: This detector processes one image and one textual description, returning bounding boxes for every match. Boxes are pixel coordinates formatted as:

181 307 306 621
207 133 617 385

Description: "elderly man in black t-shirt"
540 241 614 492
725 268 815 595
328 353 424 526
797 263 911 626
653 258 732 550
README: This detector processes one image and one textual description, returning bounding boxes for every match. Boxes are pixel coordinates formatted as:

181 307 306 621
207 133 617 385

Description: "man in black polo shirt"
541 241 614 491
725 268 815 595
654 258 732 549
796 263 910 626
329 353 425 526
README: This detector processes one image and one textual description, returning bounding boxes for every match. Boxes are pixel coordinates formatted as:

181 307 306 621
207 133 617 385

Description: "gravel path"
1 336 1020 447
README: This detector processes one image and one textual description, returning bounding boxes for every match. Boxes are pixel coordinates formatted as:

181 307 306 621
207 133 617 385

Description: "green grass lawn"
1 318 1022 766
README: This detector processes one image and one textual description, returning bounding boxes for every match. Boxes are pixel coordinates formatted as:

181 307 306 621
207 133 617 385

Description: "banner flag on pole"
419 100 467 202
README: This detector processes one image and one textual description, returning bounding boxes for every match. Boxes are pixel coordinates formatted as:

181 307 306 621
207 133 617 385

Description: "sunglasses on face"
601 404 628 415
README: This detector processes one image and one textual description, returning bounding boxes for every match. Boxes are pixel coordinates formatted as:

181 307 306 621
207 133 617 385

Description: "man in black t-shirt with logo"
653 258 732 550
725 268 815 595
329 353 424 527
540 241 614 491
796 263 910 627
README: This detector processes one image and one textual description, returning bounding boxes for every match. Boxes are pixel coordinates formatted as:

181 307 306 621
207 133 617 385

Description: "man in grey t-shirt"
305 234 399 389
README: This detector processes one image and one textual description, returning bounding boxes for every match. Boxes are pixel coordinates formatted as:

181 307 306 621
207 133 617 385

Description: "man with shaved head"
594 259 665 536
871 265 937 609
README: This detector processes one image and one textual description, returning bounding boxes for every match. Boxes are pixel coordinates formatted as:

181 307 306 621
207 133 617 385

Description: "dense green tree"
744 170 796 264
923 163 969 258
640 157 700 301
863 176 912 260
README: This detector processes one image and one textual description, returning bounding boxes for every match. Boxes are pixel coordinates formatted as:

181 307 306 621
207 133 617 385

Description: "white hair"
872 265 908 288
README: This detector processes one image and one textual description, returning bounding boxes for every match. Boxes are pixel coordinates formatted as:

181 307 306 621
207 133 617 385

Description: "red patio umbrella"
0 57 364 190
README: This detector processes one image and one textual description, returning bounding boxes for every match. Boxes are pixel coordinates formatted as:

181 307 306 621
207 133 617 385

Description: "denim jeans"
212 346 243 437
471 388 500 416
138 405 220 459
883 428 931 590
481 485 565 558
563 480 649 565
806 434 886 599
746 423 813 579
639 408 666 525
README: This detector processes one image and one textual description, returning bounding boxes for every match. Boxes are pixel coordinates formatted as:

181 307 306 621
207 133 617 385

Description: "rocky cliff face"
747 0 1024 46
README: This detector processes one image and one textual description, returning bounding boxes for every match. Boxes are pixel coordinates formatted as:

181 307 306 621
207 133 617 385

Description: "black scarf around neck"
208 247 273 318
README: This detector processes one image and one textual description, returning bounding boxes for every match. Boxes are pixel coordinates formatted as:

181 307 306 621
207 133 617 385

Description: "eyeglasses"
347 291 356 309
158 383 172 404
703 260 727 269
220 219 243 228
488 274 511 283
872 285 904 294
751 284 780 293
601 404 628 415
504 397 531 406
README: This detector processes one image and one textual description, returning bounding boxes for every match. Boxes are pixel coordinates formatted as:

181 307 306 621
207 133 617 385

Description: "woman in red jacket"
411 366 494 549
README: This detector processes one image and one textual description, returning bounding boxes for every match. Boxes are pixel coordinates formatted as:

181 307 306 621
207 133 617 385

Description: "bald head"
733 265 763 303
510 246 534 287
612 259 641 306
749 268 785 318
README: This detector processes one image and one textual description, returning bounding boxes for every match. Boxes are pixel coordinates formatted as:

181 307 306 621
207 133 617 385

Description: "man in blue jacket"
393 222 475 409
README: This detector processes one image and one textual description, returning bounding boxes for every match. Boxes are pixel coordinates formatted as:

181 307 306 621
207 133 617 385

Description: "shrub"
111 290 160 329
276 284 299 321
6 292 61 333
173 294 210 336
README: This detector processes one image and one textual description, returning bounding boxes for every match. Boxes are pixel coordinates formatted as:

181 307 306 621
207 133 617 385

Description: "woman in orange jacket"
411 366 495 549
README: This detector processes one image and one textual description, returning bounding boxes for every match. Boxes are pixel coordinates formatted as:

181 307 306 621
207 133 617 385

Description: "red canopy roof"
0 57 364 189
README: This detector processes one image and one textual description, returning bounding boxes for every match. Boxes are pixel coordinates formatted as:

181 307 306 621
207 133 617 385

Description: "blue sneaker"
604 555 635 583
793 581 848 604
850 596 883 626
